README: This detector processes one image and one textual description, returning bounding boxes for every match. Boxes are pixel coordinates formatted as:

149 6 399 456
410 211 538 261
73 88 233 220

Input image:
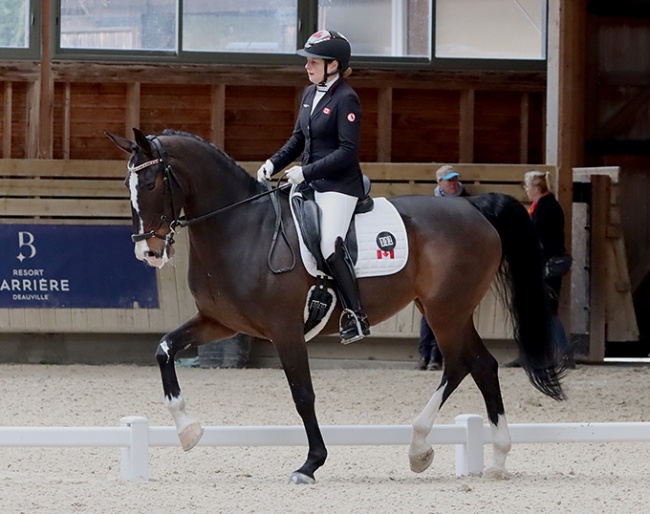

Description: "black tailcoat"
269 80 365 198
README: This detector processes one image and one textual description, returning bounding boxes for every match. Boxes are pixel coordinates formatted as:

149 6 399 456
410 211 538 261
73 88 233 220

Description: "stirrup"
338 309 369 345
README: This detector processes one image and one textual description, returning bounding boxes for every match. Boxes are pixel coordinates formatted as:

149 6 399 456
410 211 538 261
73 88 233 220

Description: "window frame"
0 0 40 60
44 0 546 72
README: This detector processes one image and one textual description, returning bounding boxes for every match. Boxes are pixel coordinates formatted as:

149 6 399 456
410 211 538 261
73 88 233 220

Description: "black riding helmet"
297 30 351 85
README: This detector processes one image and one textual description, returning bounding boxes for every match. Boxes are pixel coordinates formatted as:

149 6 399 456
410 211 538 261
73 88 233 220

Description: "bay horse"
106 128 565 484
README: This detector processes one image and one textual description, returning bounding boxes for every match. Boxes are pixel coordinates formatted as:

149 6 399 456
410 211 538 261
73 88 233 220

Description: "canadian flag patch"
322 107 331 115
375 231 396 259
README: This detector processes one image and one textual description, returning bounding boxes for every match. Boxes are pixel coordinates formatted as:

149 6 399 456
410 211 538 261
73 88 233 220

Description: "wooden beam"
519 92 530 163
589 175 609 362
459 89 474 162
2 82 11 158
125 83 141 137
43 62 546 92
38 0 53 158
63 83 71 159
377 87 392 162
546 0 560 166
548 0 588 344
25 81 39 159
210 83 225 148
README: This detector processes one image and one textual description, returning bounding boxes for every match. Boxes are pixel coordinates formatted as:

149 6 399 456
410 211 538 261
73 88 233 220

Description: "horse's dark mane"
160 129 255 183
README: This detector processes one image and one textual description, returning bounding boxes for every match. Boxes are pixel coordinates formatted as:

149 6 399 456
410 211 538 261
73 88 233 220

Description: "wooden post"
459 89 474 162
589 175 609 362
377 87 392 162
210 84 225 148
63 83 71 159
125 83 141 138
2 82 11 158
547 0 587 343
519 92 529 163
38 0 53 158
26 82 39 158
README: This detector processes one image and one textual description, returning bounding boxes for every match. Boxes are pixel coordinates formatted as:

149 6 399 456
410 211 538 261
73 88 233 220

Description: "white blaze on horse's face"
129 169 170 269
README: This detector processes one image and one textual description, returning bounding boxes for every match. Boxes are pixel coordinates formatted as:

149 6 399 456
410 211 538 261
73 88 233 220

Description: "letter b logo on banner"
17 231 36 262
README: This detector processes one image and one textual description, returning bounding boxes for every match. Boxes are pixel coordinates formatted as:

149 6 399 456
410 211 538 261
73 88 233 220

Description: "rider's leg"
315 191 369 343
325 237 370 342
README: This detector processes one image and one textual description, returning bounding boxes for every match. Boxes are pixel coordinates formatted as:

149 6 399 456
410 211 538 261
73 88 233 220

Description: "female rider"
256 30 369 343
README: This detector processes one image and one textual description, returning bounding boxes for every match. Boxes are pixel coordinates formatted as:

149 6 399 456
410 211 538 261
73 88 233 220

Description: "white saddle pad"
290 191 408 278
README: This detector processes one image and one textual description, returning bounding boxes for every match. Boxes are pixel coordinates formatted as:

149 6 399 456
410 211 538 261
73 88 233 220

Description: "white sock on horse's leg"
483 413 512 479
409 383 446 473
166 394 204 451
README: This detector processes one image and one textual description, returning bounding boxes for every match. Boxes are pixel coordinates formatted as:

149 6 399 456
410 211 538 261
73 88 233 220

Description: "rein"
175 183 291 228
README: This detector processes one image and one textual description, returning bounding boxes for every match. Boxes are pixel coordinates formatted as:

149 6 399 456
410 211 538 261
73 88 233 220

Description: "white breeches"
315 190 358 258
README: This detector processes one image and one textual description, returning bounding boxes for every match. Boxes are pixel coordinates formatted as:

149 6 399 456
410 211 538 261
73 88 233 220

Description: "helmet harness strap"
318 59 333 87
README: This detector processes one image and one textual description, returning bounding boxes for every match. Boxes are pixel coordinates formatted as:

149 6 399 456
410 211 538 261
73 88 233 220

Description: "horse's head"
106 128 184 268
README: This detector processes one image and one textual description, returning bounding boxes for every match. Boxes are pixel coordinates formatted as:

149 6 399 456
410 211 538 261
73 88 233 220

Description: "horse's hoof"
288 472 316 485
409 447 434 473
178 422 204 451
482 466 511 480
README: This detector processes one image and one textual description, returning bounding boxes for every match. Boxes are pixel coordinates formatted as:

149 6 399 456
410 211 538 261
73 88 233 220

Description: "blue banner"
0 225 159 309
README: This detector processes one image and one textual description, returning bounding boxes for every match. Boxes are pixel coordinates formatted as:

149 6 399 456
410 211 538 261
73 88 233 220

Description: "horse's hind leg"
156 315 235 451
409 355 471 473
468 335 512 479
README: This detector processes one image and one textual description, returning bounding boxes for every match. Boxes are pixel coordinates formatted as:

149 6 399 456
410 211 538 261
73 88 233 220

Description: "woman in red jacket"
506 170 574 367
257 30 369 343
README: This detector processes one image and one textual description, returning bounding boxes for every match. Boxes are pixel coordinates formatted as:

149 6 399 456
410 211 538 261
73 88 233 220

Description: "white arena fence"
2 414 650 482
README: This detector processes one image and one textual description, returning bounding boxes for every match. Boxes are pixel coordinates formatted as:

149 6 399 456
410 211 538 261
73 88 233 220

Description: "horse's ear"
105 132 136 154
132 127 154 156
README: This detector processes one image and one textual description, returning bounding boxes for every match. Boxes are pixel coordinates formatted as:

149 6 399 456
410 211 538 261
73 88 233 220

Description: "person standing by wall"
417 164 470 370
505 170 574 368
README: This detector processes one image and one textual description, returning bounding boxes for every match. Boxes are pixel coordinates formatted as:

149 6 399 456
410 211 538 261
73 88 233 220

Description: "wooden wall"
0 158 554 341
584 7 650 349
0 61 546 165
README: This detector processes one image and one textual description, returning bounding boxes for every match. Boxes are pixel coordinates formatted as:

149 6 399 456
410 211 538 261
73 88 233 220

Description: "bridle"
128 135 294 272
128 136 184 252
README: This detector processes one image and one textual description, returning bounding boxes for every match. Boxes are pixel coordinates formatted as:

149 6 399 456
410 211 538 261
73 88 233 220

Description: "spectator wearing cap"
417 164 470 371
434 164 469 198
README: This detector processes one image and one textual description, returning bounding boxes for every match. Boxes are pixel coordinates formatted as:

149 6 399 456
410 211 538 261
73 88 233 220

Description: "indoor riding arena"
1 1 650 513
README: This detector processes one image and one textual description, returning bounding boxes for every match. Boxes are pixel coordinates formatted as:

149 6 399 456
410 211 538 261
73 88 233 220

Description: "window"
435 0 546 60
317 0 431 58
183 1 297 54
50 0 545 69
0 0 37 58
60 0 176 51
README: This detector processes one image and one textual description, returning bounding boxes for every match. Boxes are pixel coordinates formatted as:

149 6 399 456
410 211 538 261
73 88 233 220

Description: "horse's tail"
468 193 566 401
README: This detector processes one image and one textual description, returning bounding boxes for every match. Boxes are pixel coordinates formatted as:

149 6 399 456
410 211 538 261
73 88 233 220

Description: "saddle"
290 177 373 338
290 177 374 271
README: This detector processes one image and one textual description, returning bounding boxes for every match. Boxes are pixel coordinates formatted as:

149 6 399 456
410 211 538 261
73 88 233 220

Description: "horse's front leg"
272 335 327 485
156 314 235 451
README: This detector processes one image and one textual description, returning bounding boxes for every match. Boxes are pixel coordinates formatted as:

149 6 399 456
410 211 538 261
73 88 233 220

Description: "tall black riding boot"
325 237 370 344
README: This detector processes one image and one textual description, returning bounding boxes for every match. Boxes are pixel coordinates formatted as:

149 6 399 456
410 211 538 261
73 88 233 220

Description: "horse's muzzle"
134 239 173 269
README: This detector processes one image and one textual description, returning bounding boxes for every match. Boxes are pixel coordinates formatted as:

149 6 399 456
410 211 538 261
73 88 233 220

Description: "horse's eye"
139 169 158 191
